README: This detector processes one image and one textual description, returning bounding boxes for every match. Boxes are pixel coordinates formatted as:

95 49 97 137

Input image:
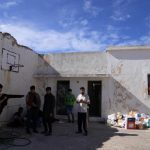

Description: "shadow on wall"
34 54 61 96
109 78 150 114
34 55 63 115
36 54 60 76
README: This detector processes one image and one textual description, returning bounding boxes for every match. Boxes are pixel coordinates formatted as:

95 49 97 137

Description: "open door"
88 81 102 117
56 81 70 115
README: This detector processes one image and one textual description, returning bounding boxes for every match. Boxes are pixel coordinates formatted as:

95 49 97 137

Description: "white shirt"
76 94 90 113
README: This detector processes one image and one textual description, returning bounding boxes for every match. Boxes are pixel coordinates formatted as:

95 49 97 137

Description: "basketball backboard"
1 48 20 72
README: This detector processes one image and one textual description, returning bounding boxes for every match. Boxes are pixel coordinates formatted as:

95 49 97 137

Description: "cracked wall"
0 32 45 123
107 48 150 115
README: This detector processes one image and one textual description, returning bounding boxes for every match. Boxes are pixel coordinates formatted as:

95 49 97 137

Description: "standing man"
42 87 55 136
64 88 76 123
76 87 90 136
26 85 41 134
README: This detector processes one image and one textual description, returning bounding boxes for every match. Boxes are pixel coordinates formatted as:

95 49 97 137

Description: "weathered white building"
0 32 150 123
0 32 46 123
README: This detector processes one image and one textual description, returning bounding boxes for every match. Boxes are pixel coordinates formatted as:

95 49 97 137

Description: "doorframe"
56 80 70 115
88 80 102 117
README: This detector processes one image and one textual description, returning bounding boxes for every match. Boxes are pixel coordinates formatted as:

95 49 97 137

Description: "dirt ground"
0 121 149 150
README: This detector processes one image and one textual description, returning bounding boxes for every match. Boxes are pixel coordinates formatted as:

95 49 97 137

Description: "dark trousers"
43 114 52 133
78 112 87 133
26 107 39 131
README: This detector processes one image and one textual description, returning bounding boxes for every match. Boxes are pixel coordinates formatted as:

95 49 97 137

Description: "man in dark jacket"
42 87 55 136
26 85 41 134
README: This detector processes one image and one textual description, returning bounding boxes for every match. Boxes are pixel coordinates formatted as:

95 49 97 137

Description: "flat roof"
107 45 150 52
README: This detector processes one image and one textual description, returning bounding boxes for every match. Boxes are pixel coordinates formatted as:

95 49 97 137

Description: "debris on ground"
107 111 150 129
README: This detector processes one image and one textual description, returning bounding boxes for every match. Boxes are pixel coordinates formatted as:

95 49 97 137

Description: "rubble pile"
107 111 150 129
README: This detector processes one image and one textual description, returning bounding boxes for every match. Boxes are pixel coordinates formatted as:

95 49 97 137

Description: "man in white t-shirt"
76 87 90 136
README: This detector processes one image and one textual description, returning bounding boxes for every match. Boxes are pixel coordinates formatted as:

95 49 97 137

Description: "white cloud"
0 0 21 9
111 0 132 21
80 19 88 26
140 32 150 44
111 11 131 21
0 22 103 52
83 0 103 17
1 21 147 53
116 40 141 46
58 9 79 28
2 12 17 20
59 8 89 28
112 0 125 7
145 15 150 28
59 18 88 28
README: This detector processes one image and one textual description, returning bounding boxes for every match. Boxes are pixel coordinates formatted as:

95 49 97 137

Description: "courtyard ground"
0 121 149 150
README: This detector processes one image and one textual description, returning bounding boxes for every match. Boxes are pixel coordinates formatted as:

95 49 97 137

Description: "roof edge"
1 32 34 52
107 45 150 52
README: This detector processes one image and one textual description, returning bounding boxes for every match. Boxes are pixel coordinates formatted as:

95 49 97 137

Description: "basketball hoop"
9 64 24 71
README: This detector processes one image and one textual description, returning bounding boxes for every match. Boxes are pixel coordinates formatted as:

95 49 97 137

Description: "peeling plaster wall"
108 48 150 114
0 33 43 123
42 52 108 75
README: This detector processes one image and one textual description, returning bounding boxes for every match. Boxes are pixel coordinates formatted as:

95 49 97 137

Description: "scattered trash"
107 111 150 129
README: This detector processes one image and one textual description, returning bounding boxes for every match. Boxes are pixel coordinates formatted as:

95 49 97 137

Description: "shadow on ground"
0 122 138 150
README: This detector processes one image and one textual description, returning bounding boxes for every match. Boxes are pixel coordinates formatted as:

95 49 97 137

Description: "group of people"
0 83 90 136
25 85 55 136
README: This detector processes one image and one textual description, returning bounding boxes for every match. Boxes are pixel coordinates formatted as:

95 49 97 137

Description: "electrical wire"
0 128 31 147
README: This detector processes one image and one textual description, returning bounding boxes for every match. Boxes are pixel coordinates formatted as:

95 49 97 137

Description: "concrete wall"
0 33 45 123
107 47 150 114
40 52 108 75
34 52 110 118
35 47 150 117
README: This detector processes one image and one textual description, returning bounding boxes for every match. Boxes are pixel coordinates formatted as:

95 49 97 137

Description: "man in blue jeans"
76 87 90 136
64 89 76 123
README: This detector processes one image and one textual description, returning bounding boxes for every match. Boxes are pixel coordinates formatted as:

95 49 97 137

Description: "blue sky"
0 0 150 53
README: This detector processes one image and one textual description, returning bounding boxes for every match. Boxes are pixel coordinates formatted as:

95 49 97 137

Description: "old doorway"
88 81 102 117
56 80 70 115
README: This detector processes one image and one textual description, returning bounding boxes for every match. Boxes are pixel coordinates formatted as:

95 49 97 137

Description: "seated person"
7 107 24 127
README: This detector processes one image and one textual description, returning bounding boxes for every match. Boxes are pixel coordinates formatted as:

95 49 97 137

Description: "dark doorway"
57 81 70 115
88 81 102 117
